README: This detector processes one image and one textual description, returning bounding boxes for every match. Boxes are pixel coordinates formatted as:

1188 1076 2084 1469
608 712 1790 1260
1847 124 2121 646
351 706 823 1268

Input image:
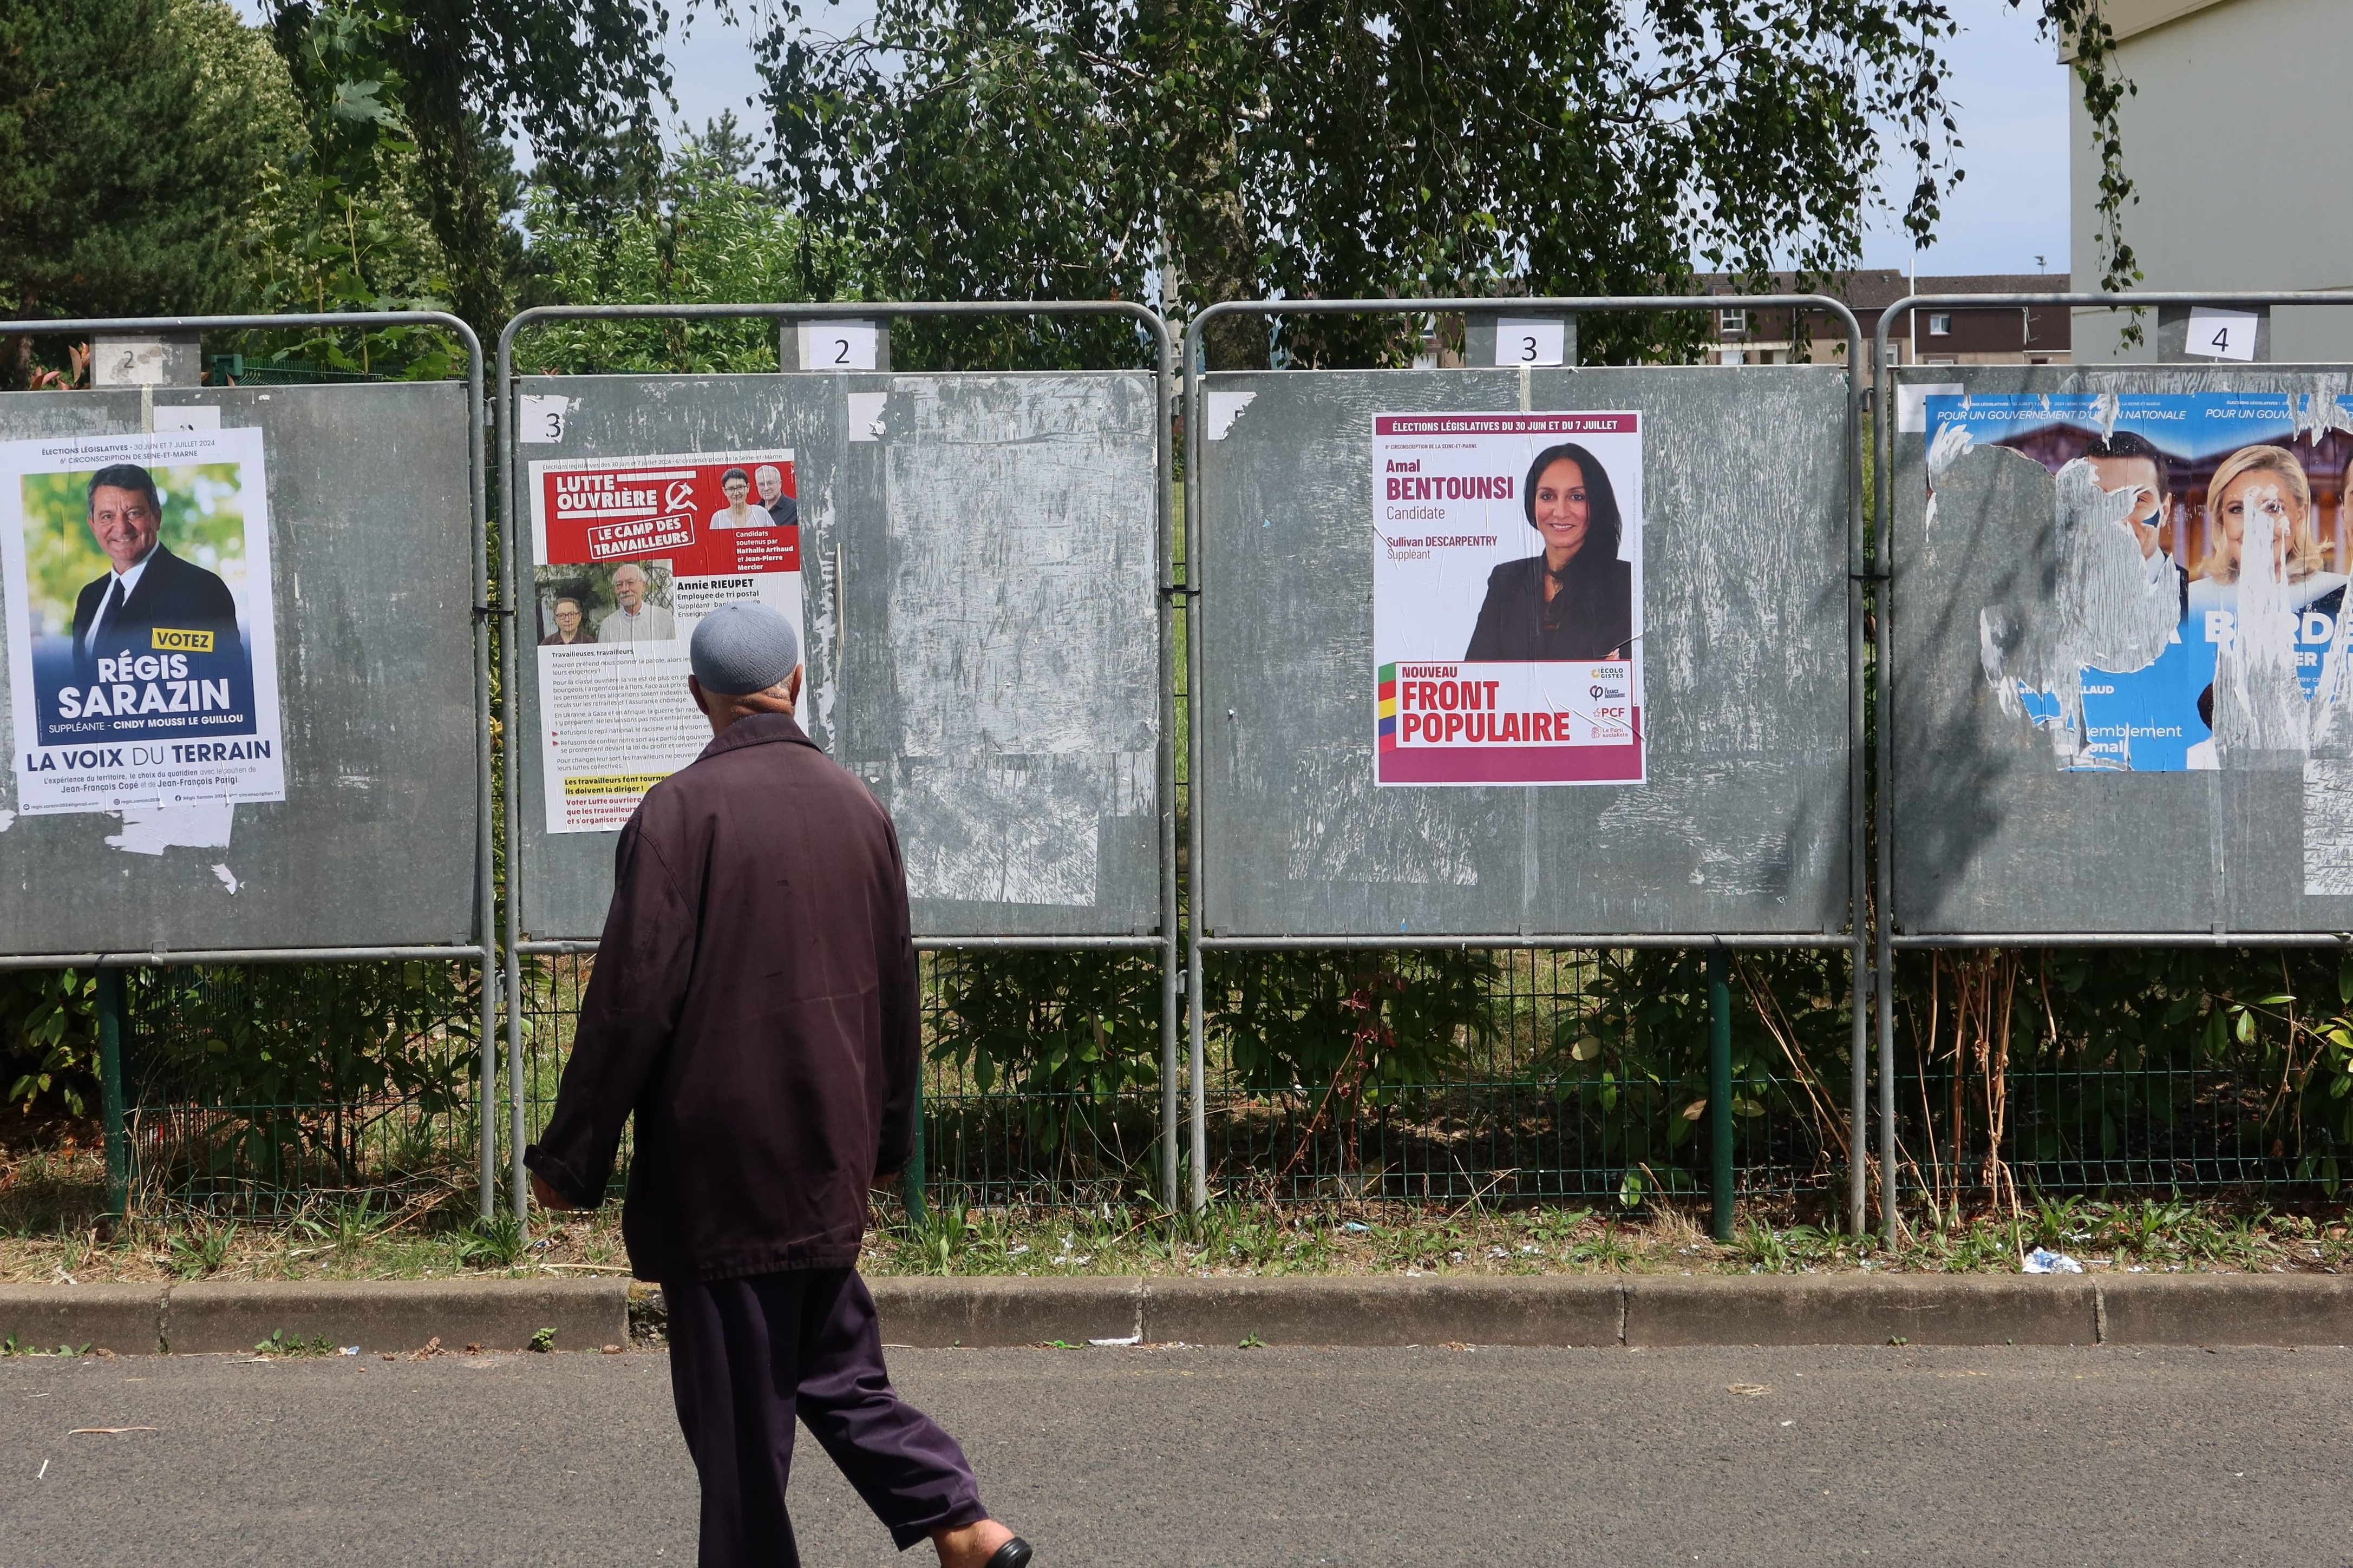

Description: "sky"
233 1 2074 277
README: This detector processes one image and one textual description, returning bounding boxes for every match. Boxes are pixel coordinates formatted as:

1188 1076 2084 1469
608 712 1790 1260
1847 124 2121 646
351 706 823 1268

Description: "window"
1928 312 1953 337
1719 349 1747 366
1718 308 1747 334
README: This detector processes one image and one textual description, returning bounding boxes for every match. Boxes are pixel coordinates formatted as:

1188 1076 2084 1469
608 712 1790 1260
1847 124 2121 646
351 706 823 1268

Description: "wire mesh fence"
119 961 483 1218
510 946 1842 1214
76 945 2352 1222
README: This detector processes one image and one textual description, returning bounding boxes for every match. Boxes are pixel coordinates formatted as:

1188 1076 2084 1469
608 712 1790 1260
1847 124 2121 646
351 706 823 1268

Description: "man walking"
526 602 1030 1568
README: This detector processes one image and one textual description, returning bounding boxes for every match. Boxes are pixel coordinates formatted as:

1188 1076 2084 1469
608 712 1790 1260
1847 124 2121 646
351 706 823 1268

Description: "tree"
520 131 847 374
760 0 2138 370
0 0 300 385
263 0 684 338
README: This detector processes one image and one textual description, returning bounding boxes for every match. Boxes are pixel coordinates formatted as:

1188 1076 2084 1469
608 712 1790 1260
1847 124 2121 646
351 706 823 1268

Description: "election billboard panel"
1372 411 1645 786
511 372 1163 941
526 449 805 832
1890 367 2353 935
2 429 285 817
0 383 481 957
1198 366 1851 941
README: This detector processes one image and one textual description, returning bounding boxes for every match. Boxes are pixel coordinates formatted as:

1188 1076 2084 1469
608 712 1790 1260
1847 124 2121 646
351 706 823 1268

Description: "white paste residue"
1205 390 1257 441
846 391 887 443
896 756 1102 906
211 864 241 895
2090 391 2120 441
1926 419 1975 484
2293 388 2353 447
2211 482 2309 756
1977 457 2175 766
0 810 14 833
105 803 235 856
2302 758 2353 895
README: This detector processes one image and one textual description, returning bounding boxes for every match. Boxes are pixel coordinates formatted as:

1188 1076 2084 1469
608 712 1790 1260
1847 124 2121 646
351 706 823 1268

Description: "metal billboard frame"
0 310 499 1217
495 300 1181 1225
1181 294 1872 1231
1870 290 2353 1235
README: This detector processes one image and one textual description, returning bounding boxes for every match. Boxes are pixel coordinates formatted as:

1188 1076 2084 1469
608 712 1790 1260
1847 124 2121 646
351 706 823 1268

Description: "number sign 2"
801 321 880 372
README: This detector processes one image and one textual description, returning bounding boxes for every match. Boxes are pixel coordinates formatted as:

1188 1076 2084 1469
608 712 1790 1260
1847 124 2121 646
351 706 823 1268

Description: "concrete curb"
9 1273 2352 1354
872 1272 2353 1349
1 1278 628 1356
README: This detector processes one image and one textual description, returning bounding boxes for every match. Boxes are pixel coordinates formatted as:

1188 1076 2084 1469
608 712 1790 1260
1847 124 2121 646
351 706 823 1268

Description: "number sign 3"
1493 318 1566 367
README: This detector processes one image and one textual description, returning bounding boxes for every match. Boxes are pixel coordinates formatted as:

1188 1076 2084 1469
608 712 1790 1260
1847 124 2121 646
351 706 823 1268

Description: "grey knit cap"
690 601 801 696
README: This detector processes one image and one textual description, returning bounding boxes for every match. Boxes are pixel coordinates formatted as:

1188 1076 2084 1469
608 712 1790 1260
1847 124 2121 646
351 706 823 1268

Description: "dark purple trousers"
665 1268 986 1567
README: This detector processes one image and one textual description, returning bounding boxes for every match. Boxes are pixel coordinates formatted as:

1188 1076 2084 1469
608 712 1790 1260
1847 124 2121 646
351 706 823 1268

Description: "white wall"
2070 0 2353 360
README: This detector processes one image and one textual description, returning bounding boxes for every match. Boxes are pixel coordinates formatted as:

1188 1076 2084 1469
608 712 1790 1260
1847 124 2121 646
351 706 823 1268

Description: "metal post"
1181 320 1211 1217
96 968 129 1219
904 1071 929 1229
479 967 498 1223
1708 948 1733 1243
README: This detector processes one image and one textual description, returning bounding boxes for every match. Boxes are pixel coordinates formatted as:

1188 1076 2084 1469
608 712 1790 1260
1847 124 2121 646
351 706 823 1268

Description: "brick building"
1693 271 2071 383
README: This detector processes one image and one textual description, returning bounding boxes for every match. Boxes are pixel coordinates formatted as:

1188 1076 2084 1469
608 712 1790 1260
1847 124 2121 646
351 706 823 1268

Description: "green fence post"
96 968 129 1219
903 1069 929 1231
1708 949 1733 1243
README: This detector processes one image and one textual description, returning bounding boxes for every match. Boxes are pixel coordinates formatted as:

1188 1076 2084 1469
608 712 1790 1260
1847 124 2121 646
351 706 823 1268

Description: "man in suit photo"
71 462 243 666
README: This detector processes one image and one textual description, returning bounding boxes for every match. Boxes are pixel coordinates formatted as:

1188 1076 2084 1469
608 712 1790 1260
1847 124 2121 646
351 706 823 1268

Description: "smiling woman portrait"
1463 442 1634 661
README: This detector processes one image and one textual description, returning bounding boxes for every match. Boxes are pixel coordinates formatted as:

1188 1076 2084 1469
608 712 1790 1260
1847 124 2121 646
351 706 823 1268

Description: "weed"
1 1334 89 1356
254 1329 335 1357
528 1326 555 1353
455 1214 528 1270
169 1218 238 1280
2027 1193 2088 1250
1238 1330 1265 1349
1732 1223 1792 1272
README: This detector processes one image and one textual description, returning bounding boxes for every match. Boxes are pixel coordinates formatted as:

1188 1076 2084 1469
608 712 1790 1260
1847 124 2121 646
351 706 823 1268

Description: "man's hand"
531 1170 575 1212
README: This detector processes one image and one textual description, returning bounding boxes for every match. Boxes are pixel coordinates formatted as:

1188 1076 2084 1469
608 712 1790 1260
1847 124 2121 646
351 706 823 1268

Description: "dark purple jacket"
524 713 920 1283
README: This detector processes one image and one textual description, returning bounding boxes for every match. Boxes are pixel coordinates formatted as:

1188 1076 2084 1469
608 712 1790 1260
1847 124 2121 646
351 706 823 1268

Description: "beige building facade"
2070 0 2353 360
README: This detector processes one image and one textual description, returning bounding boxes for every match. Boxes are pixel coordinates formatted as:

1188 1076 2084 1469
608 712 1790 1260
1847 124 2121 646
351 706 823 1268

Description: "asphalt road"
4 1342 2348 1567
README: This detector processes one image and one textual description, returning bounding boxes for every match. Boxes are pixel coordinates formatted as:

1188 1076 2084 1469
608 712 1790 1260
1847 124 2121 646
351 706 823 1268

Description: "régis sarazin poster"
1372 411 1645 786
2 429 285 815
530 449 806 832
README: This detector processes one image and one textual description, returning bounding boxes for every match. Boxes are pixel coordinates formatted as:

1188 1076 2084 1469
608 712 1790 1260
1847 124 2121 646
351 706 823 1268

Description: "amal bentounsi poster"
2 429 286 816
1372 411 1645 786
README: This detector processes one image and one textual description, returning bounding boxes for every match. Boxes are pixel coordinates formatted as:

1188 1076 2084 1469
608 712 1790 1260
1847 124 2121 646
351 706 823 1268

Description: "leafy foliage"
262 0 682 336
0 0 300 384
519 123 842 374
244 0 460 377
3 970 100 1117
928 950 1162 1165
135 963 480 1186
760 0 2139 370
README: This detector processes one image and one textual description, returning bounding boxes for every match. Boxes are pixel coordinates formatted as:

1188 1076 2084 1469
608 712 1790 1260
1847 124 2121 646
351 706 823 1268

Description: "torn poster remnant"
1926 390 2350 776
105 801 234 856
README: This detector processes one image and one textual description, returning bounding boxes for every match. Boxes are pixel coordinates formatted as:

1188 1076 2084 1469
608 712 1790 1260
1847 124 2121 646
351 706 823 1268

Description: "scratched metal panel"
514 373 1161 940
0 384 479 954
1198 368 1852 938
1890 365 2353 936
